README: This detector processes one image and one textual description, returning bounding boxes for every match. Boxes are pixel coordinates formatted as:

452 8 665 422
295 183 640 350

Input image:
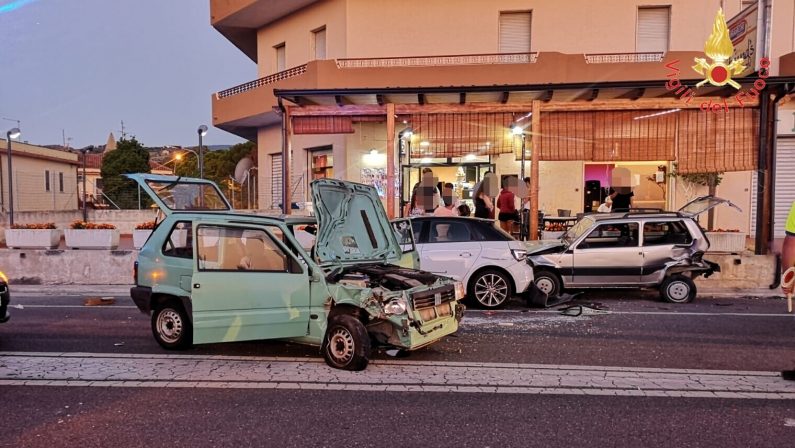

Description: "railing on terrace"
584 52 665 64
215 64 308 99
336 52 538 68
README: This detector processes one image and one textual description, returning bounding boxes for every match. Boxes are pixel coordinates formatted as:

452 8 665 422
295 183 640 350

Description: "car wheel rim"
157 309 183 344
328 328 355 364
536 277 556 295
475 274 509 307
667 281 690 302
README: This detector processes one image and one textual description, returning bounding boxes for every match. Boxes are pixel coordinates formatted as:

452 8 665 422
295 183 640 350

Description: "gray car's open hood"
311 179 401 266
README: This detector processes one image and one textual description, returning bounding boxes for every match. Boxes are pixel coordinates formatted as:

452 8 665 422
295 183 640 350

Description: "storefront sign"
661 8 768 113
727 1 761 78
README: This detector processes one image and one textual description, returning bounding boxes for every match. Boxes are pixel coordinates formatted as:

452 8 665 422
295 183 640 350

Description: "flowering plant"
11 223 57 229
70 220 116 230
135 221 157 230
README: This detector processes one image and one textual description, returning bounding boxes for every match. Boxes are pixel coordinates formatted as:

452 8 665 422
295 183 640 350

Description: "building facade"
211 0 795 249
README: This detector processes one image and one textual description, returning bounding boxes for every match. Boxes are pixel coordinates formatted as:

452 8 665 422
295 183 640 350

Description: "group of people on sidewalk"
404 168 530 233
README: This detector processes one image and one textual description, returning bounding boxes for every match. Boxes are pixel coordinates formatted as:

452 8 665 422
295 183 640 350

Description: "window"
309 147 333 181
428 220 473 243
312 26 326 60
162 221 193 259
45 170 50 192
197 225 292 272
636 6 670 52
580 222 639 249
275 43 286 72
499 11 532 53
59 172 64 192
643 221 693 246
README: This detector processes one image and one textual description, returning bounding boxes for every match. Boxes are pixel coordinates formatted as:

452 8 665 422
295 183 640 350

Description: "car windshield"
562 216 594 246
145 180 229 211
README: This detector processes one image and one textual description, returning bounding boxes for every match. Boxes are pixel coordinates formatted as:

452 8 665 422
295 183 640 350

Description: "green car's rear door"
190 222 311 344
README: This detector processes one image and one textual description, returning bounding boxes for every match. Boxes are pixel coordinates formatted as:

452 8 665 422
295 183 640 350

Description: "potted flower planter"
705 231 746 253
65 221 120 249
5 228 62 249
133 229 153 249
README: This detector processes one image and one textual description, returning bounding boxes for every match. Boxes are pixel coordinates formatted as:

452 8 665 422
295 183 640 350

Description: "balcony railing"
336 52 538 69
584 52 665 64
215 64 308 99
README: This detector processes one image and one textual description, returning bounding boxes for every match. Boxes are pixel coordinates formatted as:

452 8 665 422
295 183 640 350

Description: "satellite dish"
234 157 254 184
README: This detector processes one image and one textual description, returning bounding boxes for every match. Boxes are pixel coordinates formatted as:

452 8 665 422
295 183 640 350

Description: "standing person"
609 187 634 212
434 183 459 217
473 181 494 219
497 178 519 232
780 202 795 380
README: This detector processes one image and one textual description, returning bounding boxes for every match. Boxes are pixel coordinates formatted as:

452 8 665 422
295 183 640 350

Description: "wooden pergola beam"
530 100 541 240
459 92 466 104
376 94 385 106
286 98 758 117
386 103 396 219
418 93 426 105
541 90 554 102
334 95 347 107
500 91 510 104
587 88 599 101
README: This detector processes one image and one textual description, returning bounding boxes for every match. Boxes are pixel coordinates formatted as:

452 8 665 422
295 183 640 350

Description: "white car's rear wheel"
469 269 512 309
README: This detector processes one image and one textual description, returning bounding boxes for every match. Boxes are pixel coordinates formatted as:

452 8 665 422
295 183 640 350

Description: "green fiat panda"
128 174 464 370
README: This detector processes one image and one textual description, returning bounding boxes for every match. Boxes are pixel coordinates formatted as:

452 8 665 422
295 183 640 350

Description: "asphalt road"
1 291 794 447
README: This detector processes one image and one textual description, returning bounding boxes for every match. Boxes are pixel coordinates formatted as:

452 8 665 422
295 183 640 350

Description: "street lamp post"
6 127 20 226
197 125 208 179
81 147 91 222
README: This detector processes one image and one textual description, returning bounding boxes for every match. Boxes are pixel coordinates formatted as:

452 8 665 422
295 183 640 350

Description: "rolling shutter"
636 7 670 52
499 12 532 53
774 138 795 238
313 28 327 60
270 154 282 210
275 44 286 72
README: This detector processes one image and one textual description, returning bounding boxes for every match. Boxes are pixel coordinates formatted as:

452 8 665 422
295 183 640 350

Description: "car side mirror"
310 270 323 282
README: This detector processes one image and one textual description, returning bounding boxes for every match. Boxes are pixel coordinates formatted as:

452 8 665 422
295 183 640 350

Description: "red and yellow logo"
692 8 746 89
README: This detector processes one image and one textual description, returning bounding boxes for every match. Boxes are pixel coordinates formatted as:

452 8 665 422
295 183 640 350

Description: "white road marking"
1 352 793 399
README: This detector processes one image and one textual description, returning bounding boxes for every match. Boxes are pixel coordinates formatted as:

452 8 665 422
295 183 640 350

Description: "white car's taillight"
454 281 466 300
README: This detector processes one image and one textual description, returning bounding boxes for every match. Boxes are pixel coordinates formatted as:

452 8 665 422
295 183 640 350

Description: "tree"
174 141 256 191
100 137 152 209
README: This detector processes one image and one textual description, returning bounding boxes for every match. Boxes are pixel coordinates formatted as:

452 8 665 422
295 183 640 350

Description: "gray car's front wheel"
469 269 513 309
534 270 562 298
151 300 192 350
660 275 696 303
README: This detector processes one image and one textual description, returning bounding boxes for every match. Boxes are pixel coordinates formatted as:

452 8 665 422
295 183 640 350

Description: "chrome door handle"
460 252 471 257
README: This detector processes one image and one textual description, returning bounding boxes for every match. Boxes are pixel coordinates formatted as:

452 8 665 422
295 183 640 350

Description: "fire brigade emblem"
692 8 746 89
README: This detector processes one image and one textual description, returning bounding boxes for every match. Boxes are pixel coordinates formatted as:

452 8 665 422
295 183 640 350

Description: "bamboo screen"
292 116 354 134
407 112 523 157
538 110 677 161
675 108 759 174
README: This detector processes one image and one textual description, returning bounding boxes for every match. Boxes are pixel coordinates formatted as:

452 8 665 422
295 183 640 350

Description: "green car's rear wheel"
152 300 192 350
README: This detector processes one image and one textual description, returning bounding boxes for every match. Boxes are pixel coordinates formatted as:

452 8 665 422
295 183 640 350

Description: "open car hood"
678 195 741 218
311 179 401 266
124 174 231 215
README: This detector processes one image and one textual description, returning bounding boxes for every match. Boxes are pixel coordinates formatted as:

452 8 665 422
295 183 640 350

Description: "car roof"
410 216 494 224
167 211 316 225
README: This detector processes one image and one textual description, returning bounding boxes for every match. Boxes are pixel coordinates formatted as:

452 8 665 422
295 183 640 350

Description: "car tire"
151 300 192 350
323 314 371 371
534 270 562 298
660 275 697 303
468 269 513 309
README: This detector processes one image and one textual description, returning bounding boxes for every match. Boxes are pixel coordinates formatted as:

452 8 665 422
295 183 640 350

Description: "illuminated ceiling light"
369 149 379 155
511 124 524 135
420 158 431 164
465 154 476 161
485 141 491 147
420 141 430 147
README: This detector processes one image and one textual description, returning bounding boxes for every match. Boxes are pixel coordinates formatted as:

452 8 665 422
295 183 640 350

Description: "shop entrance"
401 161 494 215
583 162 669 213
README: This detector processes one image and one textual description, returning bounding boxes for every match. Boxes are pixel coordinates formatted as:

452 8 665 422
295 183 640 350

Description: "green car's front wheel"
152 300 192 350
323 314 370 371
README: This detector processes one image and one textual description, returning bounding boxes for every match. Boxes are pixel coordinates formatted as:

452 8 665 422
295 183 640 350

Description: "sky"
0 0 255 148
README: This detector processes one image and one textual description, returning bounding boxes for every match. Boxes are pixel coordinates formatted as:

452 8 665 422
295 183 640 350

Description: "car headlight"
454 281 466 301
383 297 408 315
511 249 527 261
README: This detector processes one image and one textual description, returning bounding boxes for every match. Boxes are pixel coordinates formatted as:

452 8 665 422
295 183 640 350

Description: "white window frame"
498 10 532 53
636 6 671 53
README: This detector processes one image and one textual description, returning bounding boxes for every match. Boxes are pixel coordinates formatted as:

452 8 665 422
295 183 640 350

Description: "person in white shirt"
434 183 459 217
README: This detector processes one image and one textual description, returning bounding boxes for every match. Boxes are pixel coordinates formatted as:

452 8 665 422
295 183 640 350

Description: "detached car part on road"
127 174 464 370
0 272 9 323
527 197 739 303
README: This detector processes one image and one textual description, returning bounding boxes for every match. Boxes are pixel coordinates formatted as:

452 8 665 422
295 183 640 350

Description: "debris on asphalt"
385 349 409 358
497 322 514 327
113 342 125 347
11 304 23 310
84 297 116 306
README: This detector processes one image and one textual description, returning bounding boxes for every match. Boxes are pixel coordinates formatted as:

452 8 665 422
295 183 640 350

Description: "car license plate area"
417 303 452 322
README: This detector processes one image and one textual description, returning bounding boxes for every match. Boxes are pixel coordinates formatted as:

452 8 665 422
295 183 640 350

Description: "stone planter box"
133 229 154 249
5 229 62 249
65 229 120 249
705 232 746 253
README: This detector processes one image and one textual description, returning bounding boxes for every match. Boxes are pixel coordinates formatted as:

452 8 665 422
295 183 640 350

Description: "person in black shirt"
609 187 634 212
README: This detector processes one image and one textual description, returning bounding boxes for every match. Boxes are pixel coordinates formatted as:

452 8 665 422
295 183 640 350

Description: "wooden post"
386 103 396 218
530 100 541 240
282 106 292 215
